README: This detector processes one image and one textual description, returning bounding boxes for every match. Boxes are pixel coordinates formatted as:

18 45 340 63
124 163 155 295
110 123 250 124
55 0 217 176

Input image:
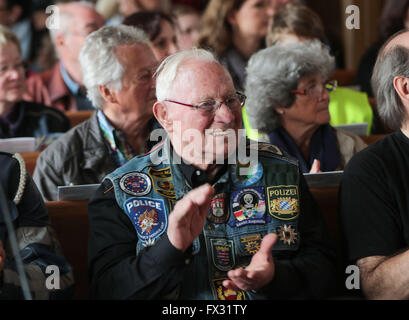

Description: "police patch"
120 172 152 196
267 185 299 221
229 188 268 227
124 197 167 241
148 167 175 199
231 162 263 188
211 279 246 300
210 238 235 271
207 193 229 224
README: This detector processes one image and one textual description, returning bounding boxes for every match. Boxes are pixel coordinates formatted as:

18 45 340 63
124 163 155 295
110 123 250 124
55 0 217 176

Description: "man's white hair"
79 25 150 109
155 48 218 101
49 1 96 41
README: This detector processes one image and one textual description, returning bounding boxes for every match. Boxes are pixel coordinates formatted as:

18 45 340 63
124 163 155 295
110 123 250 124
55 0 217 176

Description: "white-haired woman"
245 40 367 173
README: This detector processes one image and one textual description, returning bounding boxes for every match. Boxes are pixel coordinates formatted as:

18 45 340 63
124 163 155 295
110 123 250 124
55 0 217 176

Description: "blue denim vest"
106 139 301 300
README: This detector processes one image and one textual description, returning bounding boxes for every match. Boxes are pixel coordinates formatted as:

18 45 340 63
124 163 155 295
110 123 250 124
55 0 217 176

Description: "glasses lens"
197 100 217 113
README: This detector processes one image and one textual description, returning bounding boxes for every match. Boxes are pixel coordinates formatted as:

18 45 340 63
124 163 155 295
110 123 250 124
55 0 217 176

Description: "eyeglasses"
291 80 337 98
165 92 246 114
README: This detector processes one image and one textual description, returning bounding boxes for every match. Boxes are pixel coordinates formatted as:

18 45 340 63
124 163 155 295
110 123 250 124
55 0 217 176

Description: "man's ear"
54 32 66 48
98 85 118 105
153 101 173 132
393 76 409 105
226 9 238 27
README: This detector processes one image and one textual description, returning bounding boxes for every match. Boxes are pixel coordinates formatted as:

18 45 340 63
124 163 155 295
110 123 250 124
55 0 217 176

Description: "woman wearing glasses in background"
245 40 366 173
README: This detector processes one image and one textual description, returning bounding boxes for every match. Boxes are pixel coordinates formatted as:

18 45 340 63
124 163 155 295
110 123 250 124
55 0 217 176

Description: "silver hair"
79 25 150 109
372 43 409 131
155 48 218 101
245 40 335 131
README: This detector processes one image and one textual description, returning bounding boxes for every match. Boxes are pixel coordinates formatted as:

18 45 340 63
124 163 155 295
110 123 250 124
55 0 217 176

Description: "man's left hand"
223 233 277 291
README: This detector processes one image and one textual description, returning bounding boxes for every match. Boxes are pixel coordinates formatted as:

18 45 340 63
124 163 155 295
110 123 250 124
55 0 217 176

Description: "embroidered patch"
124 197 167 241
210 238 235 271
267 185 299 221
240 234 262 255
207 193 230 224
211 279 246 300
120 172 152 196
229 188 268 227
277 224 298 246
148 167 175 199
230 162 263 188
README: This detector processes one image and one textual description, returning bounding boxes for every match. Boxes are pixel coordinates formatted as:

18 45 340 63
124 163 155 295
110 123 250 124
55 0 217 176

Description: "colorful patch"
230 162 263 188
207 193 230 224
240 234 262 255
277 224 298 246
210 238 235 271
211 279 246 300
267 185 299 221
119 172 152 196
148 167 175 199
124 197 167 241
229 188 268 227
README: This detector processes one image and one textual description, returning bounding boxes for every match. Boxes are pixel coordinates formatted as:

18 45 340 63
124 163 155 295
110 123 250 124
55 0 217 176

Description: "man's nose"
214 103 235 123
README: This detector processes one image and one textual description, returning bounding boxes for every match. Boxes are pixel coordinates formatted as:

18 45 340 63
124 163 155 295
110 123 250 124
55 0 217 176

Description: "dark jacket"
0 152 74 299
33 112 118 201
0 100 70 138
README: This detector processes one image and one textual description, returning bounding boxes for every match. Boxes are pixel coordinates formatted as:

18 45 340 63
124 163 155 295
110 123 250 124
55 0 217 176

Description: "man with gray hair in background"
87 48 337 300
33 24 159 201
25 1 105 111
340 29 409 300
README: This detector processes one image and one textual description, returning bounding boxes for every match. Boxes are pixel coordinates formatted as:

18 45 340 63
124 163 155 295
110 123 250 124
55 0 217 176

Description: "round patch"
231 162 263 188
120 172 152 196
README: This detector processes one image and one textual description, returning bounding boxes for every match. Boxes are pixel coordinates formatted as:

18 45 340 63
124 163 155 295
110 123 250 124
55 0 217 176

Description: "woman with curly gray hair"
245 40 366 173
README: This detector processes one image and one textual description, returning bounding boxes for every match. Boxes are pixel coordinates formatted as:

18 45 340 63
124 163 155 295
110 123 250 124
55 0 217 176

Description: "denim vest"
106 139 301 300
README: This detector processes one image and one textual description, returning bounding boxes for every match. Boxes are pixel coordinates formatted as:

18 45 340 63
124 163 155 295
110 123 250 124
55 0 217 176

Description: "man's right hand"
0 240 5 272
167 183 215 252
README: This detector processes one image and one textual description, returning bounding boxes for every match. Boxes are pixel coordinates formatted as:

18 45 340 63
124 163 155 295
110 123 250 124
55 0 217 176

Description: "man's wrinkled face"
164 61 243 164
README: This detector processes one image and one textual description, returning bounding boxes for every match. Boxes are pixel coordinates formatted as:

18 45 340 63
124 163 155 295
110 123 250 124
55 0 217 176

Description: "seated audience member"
122 11 178 63
172 4 201 50
25 1 105 112
87 48 337 300
245 41 366 173
33 25 158 201
340 30 409 300
0 152 74 299
0 26 69 139
100 0 168 26
197 0 275 92
264 3 374 135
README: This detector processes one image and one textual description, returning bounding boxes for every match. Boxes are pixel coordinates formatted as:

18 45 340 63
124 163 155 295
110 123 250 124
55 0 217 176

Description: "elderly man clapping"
87 48 337 300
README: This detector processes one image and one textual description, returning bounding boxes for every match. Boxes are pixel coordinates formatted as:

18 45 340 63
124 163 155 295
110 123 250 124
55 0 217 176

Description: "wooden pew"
46 200 89 300
20 151 40 176
329 69 356 87
65 111 94 128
